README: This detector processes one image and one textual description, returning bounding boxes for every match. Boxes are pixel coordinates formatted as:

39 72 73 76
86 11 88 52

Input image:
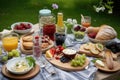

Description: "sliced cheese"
96 60 104 67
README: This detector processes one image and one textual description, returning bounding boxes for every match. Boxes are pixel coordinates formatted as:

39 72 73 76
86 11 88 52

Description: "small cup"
81 16 91 28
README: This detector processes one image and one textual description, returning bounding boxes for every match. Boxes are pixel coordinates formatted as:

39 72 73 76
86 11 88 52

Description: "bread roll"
86 27 100 34
95 25 117 40
23 42 33 50
23 35 33 42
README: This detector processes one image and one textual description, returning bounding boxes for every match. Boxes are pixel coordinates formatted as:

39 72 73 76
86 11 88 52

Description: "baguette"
105 50 114 70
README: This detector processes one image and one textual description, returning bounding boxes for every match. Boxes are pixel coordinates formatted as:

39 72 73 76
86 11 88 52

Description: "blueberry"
60 56 71 63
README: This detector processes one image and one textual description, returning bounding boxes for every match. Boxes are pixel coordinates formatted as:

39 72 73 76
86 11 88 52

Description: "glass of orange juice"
81 16 91 28
2 33 19 52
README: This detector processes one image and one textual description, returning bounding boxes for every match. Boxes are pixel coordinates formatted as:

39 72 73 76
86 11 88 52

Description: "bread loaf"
95 25 117 40
105 50 114 70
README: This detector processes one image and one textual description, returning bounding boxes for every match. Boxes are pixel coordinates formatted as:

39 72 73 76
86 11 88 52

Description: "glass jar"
39 9 56 41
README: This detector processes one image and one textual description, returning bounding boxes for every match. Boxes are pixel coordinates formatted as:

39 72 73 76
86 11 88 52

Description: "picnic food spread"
0 12 120 80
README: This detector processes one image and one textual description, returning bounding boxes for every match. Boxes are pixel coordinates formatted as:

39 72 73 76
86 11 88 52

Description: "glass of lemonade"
2 33 18 52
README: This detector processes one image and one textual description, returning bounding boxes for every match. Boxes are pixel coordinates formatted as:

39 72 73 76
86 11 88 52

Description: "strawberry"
50 48 56 56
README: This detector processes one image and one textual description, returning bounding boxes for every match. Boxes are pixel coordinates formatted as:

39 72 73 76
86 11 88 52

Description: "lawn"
0 0 120 38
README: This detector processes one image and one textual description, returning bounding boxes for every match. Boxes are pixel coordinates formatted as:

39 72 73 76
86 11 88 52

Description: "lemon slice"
95 43 104 51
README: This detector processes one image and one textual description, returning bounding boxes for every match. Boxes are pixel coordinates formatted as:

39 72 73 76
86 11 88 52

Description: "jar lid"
39 9 51 16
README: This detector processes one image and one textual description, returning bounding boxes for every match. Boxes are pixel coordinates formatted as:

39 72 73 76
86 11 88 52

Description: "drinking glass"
81 16 91 28
33 31 45 67
55 26 67 46
2 33 18 52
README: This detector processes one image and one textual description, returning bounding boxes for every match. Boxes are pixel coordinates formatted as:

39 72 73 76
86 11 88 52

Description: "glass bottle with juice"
55 12 66 46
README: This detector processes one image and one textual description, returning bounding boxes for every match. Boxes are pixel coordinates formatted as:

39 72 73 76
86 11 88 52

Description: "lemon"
45 50 53 58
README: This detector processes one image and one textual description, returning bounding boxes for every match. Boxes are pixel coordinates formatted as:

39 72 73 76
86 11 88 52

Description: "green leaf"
25 56 36 67
91 58 101 63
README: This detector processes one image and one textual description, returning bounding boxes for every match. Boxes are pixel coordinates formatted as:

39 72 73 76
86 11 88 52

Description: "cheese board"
46 55 89 71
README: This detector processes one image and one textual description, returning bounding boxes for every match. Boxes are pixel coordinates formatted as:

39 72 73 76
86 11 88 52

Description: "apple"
2 56 8 61
8 52 13 58
88 32 97 38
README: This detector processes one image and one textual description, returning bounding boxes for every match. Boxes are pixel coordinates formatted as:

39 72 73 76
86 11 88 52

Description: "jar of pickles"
39 9 56 41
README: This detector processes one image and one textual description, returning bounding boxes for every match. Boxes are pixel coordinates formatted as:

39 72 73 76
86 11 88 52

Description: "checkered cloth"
3 34 120 80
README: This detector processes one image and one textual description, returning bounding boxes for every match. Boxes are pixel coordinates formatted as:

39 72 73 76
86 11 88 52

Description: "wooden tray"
79 45 117 60
20 33 54 54
46 57 89 71
2 64 40 80
95 61 120 72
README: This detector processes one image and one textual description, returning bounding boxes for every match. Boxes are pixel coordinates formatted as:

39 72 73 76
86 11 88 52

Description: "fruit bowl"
11 22 33 34
72 24 86 41
6 57 33 75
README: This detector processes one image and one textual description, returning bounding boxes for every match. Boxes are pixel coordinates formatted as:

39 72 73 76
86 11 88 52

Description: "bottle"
55 12 66 46
56 12 66 33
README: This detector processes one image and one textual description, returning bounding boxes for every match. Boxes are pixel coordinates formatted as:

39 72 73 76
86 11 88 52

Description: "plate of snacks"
94 50 120 72
79 42 117 59
45 46 89 71
20 33 54 54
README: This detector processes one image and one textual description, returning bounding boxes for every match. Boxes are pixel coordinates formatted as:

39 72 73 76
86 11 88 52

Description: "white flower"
67 18 73 24
101 6 105 12
108 9 113 14
95 7 101 13
72 19 77 24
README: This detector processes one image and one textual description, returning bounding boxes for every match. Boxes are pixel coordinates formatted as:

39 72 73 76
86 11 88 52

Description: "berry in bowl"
72 24 86 41
11 22 33 34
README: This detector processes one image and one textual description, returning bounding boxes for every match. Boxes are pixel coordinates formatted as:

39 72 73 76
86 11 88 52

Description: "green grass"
0 0 120 38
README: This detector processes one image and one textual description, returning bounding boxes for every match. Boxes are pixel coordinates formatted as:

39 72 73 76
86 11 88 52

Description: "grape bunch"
71 54 86 67
106 41 120 53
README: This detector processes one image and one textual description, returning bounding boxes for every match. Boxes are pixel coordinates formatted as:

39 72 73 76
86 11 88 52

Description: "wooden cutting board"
95 61 120 72
46 57 89 71
20 33 54 54
79 45 117 60
2 64 40 80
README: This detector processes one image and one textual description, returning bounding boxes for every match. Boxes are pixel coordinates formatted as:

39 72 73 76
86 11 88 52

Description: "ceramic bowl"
62 48 77 59
6 57 33 75
11 22 33 34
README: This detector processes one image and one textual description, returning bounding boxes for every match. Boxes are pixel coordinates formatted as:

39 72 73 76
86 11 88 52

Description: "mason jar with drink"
39 9 56 41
